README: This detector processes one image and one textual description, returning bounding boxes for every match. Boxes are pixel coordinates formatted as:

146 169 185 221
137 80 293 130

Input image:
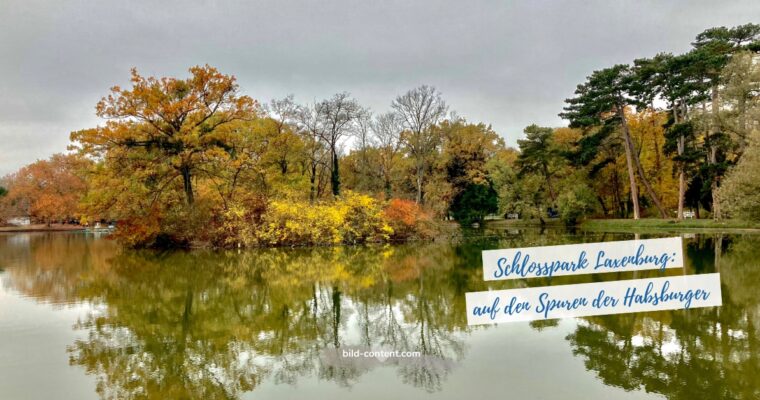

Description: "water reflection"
0 231 758 399
567 234 760 400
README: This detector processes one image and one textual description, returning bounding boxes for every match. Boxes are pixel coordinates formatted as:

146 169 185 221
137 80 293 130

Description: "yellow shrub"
256 191 392 246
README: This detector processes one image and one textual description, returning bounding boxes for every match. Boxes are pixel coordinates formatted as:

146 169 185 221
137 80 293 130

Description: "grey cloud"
1 0 758 174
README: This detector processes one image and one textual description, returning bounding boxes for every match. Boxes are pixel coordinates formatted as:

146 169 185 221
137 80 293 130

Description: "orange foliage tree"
71 65 257 206
383 199 436 240
2 153 90 225
69 66 260 245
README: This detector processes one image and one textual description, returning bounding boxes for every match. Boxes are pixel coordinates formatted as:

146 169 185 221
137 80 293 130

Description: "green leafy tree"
499 173 547 223
720 51 760 150
663 121 702 216
436 120 503 223
516 124 561 205
449 183 498 225
556 178 598 225
659 53 709 219
688 24 760 219
719 132 760 221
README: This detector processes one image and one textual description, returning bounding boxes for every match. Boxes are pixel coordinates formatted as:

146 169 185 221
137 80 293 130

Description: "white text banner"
482 237 683 281
466 273 721 325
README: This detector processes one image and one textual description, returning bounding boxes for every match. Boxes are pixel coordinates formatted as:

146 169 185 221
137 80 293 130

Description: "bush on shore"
255 192 393 247
383 199 437 240
115 192 439 249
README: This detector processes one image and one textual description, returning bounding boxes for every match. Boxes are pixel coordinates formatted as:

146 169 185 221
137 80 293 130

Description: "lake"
0 229 758 399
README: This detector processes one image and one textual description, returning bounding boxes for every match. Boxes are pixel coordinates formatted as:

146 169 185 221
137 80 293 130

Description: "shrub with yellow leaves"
255 191 392 246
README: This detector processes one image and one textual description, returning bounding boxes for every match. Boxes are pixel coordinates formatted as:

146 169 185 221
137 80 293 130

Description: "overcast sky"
1 0 758 174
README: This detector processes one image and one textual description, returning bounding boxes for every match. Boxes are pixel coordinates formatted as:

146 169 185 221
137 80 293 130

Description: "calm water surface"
0 229 758 399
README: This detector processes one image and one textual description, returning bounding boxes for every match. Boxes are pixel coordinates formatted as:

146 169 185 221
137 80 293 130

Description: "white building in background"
7 216 31 226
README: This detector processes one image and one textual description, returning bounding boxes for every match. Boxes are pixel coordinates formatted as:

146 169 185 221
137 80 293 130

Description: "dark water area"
0 229 757 399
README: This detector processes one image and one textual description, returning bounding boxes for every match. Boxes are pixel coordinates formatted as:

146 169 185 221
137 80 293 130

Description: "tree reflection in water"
1 231 759 399
1 234 483 398
567 234 760 400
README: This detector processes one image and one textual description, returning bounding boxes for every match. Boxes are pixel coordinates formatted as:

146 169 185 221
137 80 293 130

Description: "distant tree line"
1 24 759 245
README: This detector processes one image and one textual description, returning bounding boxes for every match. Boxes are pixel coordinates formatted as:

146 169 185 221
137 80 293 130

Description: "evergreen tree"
516 125 560 205
561 65 667 219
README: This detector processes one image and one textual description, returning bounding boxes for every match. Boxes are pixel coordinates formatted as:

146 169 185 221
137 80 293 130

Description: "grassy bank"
486 218 760 234
484 219 567 228
580 218 760 233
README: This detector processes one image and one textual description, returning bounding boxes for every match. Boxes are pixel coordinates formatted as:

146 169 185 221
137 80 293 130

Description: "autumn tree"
202 119 271 208
485 146 519 216
437 120 503 223
342 111 385 194
0 184 7 222
71 65 256 206
68 66 265 246
296 102 331 202
316 93 365 196
371 111 405 199
2 153 89 225
627 111 679 211
264 95 303 177
392 85 448 204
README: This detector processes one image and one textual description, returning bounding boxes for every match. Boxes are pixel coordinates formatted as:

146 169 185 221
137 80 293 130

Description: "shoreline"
579 219 760 233
0 224 87 233
487 218 760 234
4 218 760 239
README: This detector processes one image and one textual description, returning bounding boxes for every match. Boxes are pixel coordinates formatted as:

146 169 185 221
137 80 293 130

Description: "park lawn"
485 219 567 228
486 218 760 233
580 218 760 233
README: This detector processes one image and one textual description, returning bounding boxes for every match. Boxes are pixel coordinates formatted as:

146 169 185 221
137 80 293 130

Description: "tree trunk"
415 163 424 205
384 175 392 200
738 94 747 149
543 164 556 204
711 169 721 220
651 106 662 187
619 106 667 218
618 107 641 220
674 104 685 221
596 195 608 216
610 162 624 217
309 162 317 203
653 128 662 186
180 165 194 205
710 84 722 220
677 136 686 221
632 145 668 218
331 148 340 197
